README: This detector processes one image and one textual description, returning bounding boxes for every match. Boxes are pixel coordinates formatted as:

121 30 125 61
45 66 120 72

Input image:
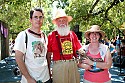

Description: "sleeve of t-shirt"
72 31 82 50
13 31 26 54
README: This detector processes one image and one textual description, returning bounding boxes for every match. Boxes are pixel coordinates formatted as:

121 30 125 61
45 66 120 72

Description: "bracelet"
93 62 96 67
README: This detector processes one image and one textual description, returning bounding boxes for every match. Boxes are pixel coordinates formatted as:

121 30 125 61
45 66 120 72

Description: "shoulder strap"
24 31 28 62
55 31 63 55
55 31 65 60
69 31 76 58
25 31 28 49
42 32 46 43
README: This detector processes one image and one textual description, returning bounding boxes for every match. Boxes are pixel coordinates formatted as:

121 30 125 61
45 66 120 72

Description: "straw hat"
52 9 73 24
84 25 105 39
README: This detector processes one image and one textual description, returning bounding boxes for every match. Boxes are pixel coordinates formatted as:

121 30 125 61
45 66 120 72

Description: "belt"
37 79 52 83
37 80 44 83
53 59 76 64
88 69 104 73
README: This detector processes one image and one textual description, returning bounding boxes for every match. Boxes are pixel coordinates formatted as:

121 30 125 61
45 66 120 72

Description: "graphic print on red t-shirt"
60 37 73 55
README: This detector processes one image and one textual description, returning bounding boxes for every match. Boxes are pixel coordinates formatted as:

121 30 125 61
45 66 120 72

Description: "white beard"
56 24 70 36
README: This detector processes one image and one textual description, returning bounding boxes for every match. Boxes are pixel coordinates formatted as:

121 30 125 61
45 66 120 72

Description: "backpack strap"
24 31 28 62
25 31 28 49
42 32 46 43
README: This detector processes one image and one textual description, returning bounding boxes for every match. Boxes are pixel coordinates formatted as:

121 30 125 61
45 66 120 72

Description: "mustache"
59 24 67 28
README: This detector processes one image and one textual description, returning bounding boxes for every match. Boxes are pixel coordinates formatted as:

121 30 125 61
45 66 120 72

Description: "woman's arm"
77 61 92 70
96 49 112 69
83 49 112 69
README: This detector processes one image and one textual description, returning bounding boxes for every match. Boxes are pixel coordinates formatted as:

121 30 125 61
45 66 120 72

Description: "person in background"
47 9 82 83
111 37 117 46
14 7 51 83
115 36 122 55
121 39 125 56
78 25 112 83
104 36 116 57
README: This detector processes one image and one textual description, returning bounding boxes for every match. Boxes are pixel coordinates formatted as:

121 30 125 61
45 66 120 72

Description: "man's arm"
15 50 36 83
46 52 52 78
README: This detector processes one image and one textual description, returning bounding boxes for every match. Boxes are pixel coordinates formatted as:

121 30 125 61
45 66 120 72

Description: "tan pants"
84 79 112 83
52 60 80 83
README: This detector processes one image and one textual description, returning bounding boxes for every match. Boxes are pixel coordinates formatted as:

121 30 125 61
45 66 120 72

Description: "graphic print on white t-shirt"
32 41 46 65
32 41 45 58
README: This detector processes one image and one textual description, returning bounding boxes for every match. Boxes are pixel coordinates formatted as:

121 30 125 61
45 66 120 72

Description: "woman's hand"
83 64 92 70
82 58 93 66
78 62 92 70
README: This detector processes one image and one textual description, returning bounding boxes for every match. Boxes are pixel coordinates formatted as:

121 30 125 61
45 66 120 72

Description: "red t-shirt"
47 31 82 61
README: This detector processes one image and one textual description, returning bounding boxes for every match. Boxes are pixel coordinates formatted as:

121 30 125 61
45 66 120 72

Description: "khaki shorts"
52 59 80 83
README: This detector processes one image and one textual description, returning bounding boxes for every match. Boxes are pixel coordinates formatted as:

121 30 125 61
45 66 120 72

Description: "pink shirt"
84 50 111 82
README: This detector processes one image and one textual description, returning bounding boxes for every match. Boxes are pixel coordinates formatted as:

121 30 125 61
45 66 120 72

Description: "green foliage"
0 0 125 39
65 0 125 39
0 0 31 36
0 0 53 38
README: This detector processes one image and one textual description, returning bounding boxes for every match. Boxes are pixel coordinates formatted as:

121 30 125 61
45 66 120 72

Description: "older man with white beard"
47 9 82 83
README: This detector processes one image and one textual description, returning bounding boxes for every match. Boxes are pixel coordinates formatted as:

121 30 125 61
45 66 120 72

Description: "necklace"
28 29 41 37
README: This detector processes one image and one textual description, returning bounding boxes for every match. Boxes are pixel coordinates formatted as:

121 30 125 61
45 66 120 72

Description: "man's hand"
27 77 36 83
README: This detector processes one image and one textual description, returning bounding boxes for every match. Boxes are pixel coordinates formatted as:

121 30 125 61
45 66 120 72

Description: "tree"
69 0 125 39
0 0 53 38
0 0 125 40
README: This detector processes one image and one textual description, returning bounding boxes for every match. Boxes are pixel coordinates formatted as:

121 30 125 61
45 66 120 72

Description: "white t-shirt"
14 29 50 83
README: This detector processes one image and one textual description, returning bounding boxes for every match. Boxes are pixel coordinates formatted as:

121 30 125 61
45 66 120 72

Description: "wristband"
93 62 96 67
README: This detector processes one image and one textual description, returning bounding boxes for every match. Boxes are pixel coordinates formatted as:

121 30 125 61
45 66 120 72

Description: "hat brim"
84 30 105 39
52 16 72 24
